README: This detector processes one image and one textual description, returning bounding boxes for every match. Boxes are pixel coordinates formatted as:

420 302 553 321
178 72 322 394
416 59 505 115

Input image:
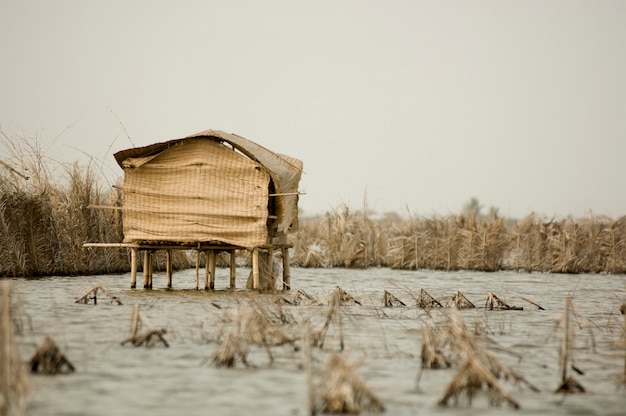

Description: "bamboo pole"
166 249 172 289
130 248 137 289
229 250 236 289
195 250 200 290
252 248 260 290
143 251 150 289
204 250 210 290
562 297 571 383
267 247 273 289
208 250 216 290
147 252 153 289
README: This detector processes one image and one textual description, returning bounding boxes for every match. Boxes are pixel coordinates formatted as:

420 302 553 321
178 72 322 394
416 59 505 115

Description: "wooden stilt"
208 250 216 290
229 250 236 289
130 248 138 289
282 246 291 291
166 249 172 288
267 246 273 279
204 250 210 290
195 250 200 290
143 251 150 289
252 247 260 290
147 251 153 289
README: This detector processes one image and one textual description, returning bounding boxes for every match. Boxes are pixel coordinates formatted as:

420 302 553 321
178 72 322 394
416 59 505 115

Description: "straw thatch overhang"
86 129 303 291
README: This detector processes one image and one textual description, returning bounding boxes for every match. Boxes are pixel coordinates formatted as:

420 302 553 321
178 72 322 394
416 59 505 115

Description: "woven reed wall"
121 138 270 247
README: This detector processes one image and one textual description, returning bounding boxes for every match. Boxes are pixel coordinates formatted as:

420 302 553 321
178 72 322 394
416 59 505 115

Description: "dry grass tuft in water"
332 286 361 306
418 310 538 408
29 336 75 375
75 284 122 305
318 353 385 414
210 300 295 368
416 288 444 309
445 291 476 309
484 292 522 311
419 322 452 370
281 288 323 306
438 356 521 408
383 290 406 307
312 287 348 351
554 297 586 394
121 304 169 348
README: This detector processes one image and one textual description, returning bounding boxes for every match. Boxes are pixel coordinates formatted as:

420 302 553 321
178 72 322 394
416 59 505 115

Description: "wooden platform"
82 242 292 291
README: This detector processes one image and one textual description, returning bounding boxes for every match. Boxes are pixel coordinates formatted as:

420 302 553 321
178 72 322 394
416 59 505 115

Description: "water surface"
9 268 626 416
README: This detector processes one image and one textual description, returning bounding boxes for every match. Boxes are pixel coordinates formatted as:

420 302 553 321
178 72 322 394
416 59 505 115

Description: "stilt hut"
85 129 303 290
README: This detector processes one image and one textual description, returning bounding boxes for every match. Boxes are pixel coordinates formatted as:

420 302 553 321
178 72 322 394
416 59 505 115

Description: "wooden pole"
282 246 291 291
204 250 210 290
229 250 236 289
562 297 571 383
130 248 137 289
195 250 200 290
252 247 260 290
166 249 172 289
267 247 273 290
208 250 216 290
143 251 150 289
147 251 153 289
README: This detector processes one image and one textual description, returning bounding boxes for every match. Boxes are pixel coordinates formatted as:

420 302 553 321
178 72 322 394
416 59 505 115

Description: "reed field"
1 134 625 277
291 204 626 274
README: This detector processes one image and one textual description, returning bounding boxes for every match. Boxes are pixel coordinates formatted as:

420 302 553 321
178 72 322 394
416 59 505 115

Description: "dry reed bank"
0 133 127 276
291 204 626 274
2 135 625 276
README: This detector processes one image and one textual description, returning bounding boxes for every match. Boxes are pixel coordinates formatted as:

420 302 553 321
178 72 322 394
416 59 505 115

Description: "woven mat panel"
121 138 269 247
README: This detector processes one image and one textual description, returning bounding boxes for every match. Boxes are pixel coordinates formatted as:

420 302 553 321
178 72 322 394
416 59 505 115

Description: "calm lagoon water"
8 267 626 416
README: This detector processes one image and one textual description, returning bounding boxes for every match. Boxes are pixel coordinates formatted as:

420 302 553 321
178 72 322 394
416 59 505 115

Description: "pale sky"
1 0 625 219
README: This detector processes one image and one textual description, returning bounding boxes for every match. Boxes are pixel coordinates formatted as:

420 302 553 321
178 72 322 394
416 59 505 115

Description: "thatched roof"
114 129 303 247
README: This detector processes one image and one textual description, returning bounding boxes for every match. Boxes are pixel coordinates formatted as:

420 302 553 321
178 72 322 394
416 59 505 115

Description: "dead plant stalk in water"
0 281 31 416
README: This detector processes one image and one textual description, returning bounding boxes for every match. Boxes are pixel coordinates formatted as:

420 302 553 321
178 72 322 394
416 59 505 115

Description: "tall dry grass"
292 207 626 274
291 203 390 268
0 133 128 276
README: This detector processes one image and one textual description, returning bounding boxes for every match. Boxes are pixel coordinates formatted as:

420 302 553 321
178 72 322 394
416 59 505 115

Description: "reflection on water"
9 268 626 416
